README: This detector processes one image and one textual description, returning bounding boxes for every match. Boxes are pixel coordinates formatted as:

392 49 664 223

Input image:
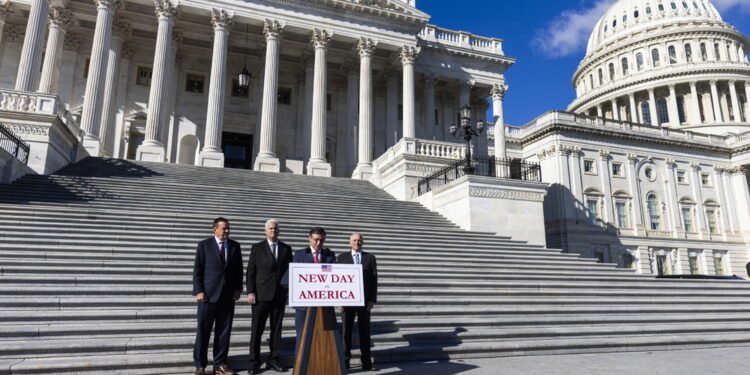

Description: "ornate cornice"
311 29 331 49
263 19 284 40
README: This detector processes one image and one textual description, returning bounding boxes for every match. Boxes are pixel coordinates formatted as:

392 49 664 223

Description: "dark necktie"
272 243 277 260
219 241 225 262
354 252 360 265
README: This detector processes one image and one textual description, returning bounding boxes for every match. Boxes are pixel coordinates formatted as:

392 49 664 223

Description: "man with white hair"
246 219 293 374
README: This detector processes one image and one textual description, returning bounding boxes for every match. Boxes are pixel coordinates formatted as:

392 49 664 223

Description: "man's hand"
233 290 241 301
195 292 207 303
366 302 375 311
247 294 257 305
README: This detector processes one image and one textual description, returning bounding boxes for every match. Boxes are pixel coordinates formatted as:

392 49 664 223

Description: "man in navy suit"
291 227 337 351
337 233 378 371
192 217 243 375
246 219 293 374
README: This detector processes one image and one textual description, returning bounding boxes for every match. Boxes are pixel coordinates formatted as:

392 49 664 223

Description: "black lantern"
450 105 485 174
237 24 251 89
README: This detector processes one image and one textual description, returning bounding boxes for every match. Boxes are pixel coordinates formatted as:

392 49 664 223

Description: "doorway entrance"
222 132 253 169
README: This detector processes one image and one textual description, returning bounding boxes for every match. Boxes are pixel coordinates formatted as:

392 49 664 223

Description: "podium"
293 306 346 375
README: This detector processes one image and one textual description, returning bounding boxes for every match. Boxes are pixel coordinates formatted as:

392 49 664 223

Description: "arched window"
621 57 629 75
634 10 640 18
682 1 688 8
670 2 677 9
657 98 670 124
677 96 686 123
609 63 616 80
652 48 661 67
714 43 721 60
668 45 677 64
658 4 665 11
647 194 661 230
646 6 652 14
589 74 594 89
636 52 644 70
727 45 734 62
684 43 693 62
598 68 604 85
700 43 707 61
641 102 652 125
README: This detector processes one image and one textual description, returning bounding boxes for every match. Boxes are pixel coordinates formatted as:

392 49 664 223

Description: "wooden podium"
293 306 346 375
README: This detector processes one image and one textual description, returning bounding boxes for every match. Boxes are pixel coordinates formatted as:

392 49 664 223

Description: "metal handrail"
0 123 30 164
417 156 541 196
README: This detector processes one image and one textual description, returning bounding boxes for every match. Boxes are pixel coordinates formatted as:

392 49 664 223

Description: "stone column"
400 46 418 138
491 83 507 160
113 43 133 159
667 84 680 126
80 0 119 157
730 167 750 234
689 162 707 235
628 93 638 123
422 74 436 140
384 66 399 148
99 17 130 158
599 150 614 223
744 81 750 122
300 54 314 161
596 104 603 118
459 81 472 107
15 0 49 91
610 98 620 121
306 29 332 176
137 0 177 162
38 7 72 94
648 88 658 126
352 37 376 180
710 80 723 123
342 59 358 175
728 80 742 123
689 82 701 124
197 9 232 167
714 167 734 234
664 159 681 233
626 154 644 234
254 19 284 172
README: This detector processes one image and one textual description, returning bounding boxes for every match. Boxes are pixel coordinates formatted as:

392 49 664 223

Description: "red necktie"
313 251 320 264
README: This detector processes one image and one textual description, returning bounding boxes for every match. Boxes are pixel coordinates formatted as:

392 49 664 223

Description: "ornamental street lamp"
237 24 252 89
450 105 485 174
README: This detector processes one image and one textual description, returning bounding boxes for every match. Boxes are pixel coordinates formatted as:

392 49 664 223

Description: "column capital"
48 7 73 30
422 73 437 87
668 83 676 90
63 33 81 51
382 65 399 80
665 158 677 168
400 45 419 65
154 0 178 20
94 0 121 10
122 42 135 60
357 37 376 57
172 27 184 46
300 53 313 71
689 81 697 88
491 83 507 100
709 79 719 85
263 19 284 40
690 161 700 171
626 153 638 163
0 2 12 19
342 58 358 76
210 9 233 31
311 29 331 49
112 16 132 38
599 150 610 160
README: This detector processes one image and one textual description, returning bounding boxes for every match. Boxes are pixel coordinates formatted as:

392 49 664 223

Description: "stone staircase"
2 157 750 374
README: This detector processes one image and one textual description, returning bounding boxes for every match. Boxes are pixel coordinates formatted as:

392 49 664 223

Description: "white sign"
288 263 365 307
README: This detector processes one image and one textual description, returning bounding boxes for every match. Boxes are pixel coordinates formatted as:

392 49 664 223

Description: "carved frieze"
469 186 545 202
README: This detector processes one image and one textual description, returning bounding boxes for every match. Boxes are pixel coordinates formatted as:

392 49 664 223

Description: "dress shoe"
195 368 205 375
266 362 285 372
247 366 261 375
362 363 377 371
214 364 236 375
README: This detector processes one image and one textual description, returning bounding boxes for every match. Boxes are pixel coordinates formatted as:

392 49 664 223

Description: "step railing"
0 123 30 164
0 89 82 139
417 156 541 195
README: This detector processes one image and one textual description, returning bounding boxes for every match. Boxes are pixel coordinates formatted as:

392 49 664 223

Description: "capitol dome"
569 0 750 134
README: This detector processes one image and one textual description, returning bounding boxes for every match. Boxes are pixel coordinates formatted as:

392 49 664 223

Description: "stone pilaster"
198 9 232 167
400 46 418 138
15 0 48 91
647 88 658 126
99 16 130 157
254 19 284 172
38 6 72 94
689 82 701 124
383 65 399 148
710 80 722 123
0 2 12 45
491 83 507 160
352 37 376 180
306 29 332 176
667 84 679 126
138 0 177 162
80 0 119 157
611 98 619 121
728 80 742 122
628 93 637 123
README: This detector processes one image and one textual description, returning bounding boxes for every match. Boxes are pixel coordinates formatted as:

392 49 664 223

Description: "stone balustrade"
419 24 503 55
0 89 82 139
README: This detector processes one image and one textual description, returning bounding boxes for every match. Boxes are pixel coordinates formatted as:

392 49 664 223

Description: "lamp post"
450 105 485 174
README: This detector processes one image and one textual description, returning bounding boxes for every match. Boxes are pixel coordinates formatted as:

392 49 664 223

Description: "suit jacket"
337 251 378 304
246 239 293 302
292 247 337 264
192 237 243 303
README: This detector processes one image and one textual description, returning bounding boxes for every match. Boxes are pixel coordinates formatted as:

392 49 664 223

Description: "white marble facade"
0 0 512 177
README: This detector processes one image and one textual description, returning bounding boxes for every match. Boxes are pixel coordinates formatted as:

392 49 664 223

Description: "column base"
83 136 103 157
136 142 166 162
253 155 281 173
351 164 373 180
197 149 225 168
306 160 331 177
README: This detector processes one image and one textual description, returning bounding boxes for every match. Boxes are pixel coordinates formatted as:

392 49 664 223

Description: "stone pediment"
265 0 430 27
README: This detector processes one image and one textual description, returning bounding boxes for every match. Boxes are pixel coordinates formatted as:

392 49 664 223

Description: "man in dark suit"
291 227 337 351
192 217 243 375
246 219 293 374
337 233 378 371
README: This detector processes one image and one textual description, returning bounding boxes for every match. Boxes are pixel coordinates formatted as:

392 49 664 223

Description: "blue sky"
417 0 750 126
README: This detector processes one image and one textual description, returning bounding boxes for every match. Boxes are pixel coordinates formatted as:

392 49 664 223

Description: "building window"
615 201 629 228
656 254 669 275
706 209 719 234
652 48 661 67
584 159 596 174
647 194 661 230
398 105 403 120
608 63 616 80
682 207 694 232
185 74 205 94
688 255 700 275
646 6 652 14
594 251 605 263
641 102 652 125
83 58 90 79
668 45 677 64
598 68 604 85
658 3 665 11
636 53 644 71
700 43 708 61
714 254 726 275
714 43 721 61
587 199 600 226
657 98 669 124
670 1 677 9
137 66 153 86
231 78 249 98
327 93 332 111
623 252 634 269
677 96 687 123
612 162 623 176
677 170 687 184
644 167 655 180
701 172 711 186
621 57 629 75
685 43 693 62
278 87 292 105
634 10 640 18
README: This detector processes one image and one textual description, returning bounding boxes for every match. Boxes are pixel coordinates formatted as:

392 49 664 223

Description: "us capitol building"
0 0 749 277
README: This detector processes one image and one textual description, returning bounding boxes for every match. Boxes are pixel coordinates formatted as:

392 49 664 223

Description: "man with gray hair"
246 219 293 374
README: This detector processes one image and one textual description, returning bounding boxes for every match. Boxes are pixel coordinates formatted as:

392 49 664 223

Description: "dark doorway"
126 133 145 160
222 132 253 169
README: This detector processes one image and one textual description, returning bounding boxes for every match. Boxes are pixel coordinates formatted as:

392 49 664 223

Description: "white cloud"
533 0 616 58
713 0 750 12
